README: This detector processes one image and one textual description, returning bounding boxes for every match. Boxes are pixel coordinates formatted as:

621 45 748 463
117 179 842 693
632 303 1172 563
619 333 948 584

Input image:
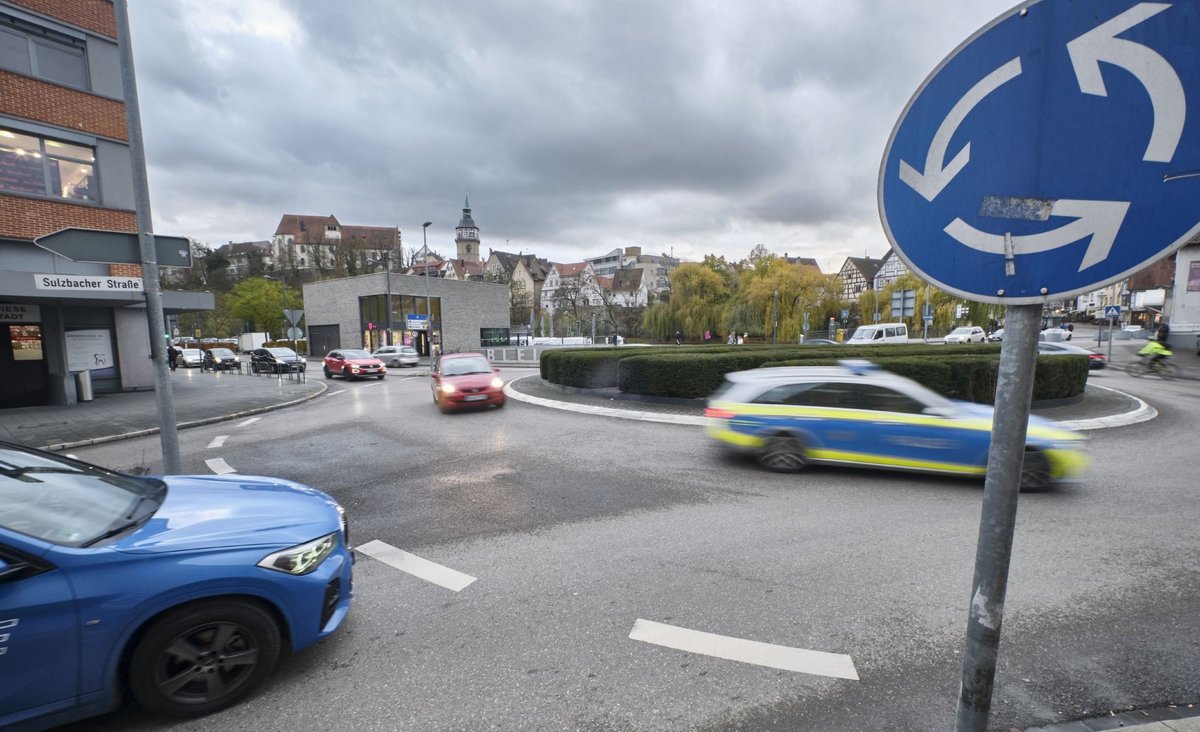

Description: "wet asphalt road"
65 366 1200 731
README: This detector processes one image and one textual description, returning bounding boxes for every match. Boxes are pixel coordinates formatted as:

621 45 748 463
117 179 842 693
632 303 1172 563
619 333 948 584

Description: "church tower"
455 195 481 262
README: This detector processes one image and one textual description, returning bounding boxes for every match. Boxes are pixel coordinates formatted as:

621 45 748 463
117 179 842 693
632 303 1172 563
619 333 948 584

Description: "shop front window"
10 324 43 360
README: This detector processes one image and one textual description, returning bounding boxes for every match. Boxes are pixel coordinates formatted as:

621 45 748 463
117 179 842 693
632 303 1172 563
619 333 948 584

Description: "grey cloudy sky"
127 0 1017 270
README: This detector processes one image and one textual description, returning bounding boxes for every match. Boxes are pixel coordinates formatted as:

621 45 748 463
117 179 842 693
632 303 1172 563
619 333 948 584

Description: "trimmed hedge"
540 343 1088 403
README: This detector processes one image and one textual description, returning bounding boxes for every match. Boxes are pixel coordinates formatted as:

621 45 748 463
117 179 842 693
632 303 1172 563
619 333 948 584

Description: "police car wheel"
1020 449 1052 492
758 434 808 473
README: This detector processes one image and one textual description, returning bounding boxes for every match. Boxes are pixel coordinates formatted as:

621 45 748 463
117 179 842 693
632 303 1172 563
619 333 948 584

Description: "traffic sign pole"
956 304 1041 732
116 0 179 474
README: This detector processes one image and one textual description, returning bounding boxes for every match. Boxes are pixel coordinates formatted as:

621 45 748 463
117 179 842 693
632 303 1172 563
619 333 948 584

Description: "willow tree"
739 257 842 342
662 262 732 339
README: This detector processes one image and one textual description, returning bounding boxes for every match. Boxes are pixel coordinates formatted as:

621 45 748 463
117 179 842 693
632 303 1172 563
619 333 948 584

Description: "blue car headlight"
258 532 338 575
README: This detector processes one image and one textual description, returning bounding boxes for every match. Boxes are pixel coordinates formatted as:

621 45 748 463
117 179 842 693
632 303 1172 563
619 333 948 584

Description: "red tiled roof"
341 225 398 245
554 262 587 277
274 214 339 237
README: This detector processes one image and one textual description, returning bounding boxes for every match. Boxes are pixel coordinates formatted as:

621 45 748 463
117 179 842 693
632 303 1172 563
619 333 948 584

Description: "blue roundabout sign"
879 0 1200 305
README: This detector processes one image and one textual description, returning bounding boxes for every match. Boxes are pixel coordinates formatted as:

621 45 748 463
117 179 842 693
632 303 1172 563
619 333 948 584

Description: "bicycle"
1126 356 1177 379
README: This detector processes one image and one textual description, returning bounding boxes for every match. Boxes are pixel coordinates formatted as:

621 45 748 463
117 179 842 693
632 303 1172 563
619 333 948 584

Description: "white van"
846 323 909 345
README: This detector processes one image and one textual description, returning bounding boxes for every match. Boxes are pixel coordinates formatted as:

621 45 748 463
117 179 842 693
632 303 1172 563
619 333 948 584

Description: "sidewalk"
0 366 326 451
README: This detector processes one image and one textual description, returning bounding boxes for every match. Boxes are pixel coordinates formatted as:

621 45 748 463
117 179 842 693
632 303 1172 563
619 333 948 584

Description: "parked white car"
944 326 986 344
179 348 205 367
372 345 420 368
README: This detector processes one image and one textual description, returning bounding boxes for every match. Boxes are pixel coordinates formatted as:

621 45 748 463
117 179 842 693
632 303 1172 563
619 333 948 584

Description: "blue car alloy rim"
152 620 261 706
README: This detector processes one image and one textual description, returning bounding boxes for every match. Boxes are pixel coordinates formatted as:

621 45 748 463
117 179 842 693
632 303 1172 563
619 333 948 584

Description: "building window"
0 127 96 201
480 327 509 347
0 18 87 89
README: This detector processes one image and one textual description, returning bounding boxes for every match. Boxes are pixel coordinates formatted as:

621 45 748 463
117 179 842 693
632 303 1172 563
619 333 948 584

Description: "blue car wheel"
130 600 281 718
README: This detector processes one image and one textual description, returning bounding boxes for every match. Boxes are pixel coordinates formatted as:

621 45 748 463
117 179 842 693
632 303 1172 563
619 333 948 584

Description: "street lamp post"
264 274 290 352
384 231 393 347
422 221 432 359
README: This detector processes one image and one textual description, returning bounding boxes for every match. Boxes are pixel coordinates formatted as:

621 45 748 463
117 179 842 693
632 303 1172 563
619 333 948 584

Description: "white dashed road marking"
355 540 476 592
328 390 346 396
205 458 237 475
629 619 859 680
207 435 228 449
237 417 261 428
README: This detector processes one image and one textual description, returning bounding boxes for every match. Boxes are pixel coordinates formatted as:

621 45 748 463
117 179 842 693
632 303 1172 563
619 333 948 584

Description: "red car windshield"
442 358 492 376
340 349 372 359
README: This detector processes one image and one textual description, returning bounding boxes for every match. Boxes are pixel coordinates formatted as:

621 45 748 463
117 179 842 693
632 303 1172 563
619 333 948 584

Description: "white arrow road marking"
629 619 859 680
1067 2 1183 163
205 458 237 475
237 417 260 428
207 435 228 449
355 539 476 592
945 199 1130 270
899 57 1022 202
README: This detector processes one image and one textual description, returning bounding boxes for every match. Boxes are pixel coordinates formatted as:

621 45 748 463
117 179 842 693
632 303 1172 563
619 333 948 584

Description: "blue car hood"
115 474 340 555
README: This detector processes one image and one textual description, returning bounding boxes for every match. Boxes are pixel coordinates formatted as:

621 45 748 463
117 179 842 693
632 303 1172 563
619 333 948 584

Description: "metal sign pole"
1107 314 1115 363
955 303 1040 731
115 0 179 474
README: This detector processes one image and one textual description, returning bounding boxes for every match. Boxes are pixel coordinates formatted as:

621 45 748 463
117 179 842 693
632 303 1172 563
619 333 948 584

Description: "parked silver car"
372 345 420 368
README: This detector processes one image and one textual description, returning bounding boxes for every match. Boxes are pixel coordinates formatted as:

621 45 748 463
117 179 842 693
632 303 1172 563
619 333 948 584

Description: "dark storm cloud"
129 0 1018 263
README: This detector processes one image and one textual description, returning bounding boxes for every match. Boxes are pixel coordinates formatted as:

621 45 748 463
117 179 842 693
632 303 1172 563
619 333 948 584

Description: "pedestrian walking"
674 330 682 345
167 344 179 372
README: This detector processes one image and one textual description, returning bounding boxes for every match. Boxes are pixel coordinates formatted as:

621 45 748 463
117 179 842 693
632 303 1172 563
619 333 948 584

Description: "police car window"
846 384 925 414
752 383 817 405
754 382 851 408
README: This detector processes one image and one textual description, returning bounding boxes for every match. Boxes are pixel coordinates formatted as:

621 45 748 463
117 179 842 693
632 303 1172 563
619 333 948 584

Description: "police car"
704 360 1088 490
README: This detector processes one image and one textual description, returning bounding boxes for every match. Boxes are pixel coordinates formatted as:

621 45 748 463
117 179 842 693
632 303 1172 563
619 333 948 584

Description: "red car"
431 352 505 412
323 348 387 380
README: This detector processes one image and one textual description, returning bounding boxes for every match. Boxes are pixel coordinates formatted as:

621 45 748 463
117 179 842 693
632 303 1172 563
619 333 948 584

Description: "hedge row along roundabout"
539 344 1088 404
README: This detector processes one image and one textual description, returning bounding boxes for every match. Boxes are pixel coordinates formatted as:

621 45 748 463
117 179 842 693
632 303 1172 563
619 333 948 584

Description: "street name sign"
879 0 1200 305
35 228 192 268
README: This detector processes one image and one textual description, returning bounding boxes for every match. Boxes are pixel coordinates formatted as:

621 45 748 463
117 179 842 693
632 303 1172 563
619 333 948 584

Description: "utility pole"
115 0 179 473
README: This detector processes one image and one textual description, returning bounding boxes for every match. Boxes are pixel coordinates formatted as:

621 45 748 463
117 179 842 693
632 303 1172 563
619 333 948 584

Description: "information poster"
66 329 116 376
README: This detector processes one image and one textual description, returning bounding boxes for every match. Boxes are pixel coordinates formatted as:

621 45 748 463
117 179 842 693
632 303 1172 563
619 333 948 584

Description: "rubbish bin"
75 369 93 402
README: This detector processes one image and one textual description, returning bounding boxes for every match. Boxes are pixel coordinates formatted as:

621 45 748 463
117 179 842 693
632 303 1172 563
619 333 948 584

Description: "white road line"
205 458 237 475
360 381 381 387
237 417 261 428
629 619 859 680
207 435 228 449
355 539 476 592
327 390 346 396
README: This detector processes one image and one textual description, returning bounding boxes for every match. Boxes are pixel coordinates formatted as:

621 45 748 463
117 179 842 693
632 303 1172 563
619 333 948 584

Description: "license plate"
463 394 487 402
